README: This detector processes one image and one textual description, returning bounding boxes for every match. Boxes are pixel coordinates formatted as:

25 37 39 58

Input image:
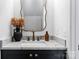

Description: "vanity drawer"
1 50 26 54
1 50 32 59
25 50 66 54
1 50 66 55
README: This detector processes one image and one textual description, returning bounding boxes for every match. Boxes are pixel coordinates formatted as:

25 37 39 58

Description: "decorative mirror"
20 0 47 32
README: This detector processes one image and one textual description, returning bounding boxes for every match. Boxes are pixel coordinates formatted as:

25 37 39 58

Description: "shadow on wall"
0 0 13 38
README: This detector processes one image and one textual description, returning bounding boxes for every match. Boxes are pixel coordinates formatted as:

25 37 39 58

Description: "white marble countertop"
1 40 67 50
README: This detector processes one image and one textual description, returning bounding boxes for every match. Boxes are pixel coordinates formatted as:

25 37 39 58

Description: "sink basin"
21 41 47 47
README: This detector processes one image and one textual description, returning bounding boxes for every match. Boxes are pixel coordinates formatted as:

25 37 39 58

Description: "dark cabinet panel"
6 54 27 59
38 54 58 59
1 50 27 59
2 54 26 59
34 50 66 59
32 50 66 59
1 50 66 59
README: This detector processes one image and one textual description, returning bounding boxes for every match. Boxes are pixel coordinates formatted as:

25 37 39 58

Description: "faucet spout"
32 31 35 41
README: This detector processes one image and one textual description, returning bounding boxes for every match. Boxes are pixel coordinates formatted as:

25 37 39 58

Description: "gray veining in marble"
1 36 67 50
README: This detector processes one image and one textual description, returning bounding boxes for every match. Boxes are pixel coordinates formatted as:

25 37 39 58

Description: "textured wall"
0 0 70 40
0 0 13 38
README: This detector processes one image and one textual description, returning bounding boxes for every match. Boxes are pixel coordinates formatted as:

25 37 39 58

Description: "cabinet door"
33 50 66 59
1 50 27 59
34 54 59 59
34 53 65 59
6 54 27 59
27 53 34 59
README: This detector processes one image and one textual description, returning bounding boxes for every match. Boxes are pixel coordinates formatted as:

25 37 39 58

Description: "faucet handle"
37 37 40 41
27 36 30 41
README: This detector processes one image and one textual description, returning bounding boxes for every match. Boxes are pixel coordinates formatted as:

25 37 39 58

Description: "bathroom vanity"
1 50 66 59
1 38 67 59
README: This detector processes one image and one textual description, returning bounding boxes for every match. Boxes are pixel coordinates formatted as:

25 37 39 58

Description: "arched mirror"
20 0 47 32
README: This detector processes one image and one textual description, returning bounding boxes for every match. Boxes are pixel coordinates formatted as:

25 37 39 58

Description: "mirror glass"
21 0 47 31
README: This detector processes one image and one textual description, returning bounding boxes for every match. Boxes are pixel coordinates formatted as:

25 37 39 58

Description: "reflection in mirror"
20 0 47 32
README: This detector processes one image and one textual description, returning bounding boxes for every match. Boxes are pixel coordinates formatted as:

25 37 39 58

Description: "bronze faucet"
32 31 35 41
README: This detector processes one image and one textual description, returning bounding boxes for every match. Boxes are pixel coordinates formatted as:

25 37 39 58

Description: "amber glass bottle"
45 31 49 41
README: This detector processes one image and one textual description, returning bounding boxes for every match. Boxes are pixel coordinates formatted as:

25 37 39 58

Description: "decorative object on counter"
11 17 24 42
13 28 22 41
18 17 24 28
11 17 17 27
45 31 49 41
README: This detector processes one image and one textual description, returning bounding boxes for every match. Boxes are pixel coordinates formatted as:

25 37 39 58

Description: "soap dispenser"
45 31 49 41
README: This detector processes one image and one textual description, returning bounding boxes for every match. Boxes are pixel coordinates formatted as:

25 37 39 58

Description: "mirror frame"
20 0 47 32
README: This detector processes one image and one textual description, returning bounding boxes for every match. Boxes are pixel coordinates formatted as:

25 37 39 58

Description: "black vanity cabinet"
1 50 27 59
33 50 67 59
1 50 67 59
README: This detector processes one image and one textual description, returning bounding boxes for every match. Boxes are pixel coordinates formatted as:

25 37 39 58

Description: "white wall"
14 0 70 40
14 0 21 17
76 0 79 59
69 0 76 59
49 0 70 40
0 0 14 39
0 0 70 40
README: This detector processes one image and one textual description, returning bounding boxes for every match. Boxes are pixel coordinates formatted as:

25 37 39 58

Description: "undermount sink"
21 40 47 47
